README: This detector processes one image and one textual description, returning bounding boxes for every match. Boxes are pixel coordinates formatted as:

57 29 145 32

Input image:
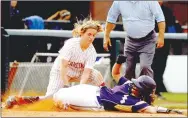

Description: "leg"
53 84 103 111
139 52 154 78
43 71 65 100
138 33 157 78
124 51 137 80
4 95 40 109
123 36 138 80
4 71 66 109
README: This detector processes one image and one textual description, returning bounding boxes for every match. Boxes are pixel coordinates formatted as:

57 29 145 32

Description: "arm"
141 106 184 115
112 54 127 83
112 63 122 83
47 11 60 21
103 1 120 51
149 1 166 48
80 68 92 84
58 40 73 87
157 21 166 48
103 22 116 51
140 106 184 115
60 59 69 86
115 102 184 115
80 49 96 84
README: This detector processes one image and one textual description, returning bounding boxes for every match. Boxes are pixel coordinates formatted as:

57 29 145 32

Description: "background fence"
2 29 188 95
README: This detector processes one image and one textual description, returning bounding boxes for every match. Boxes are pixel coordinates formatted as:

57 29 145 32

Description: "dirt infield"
2 97 187 117
2 110 187 117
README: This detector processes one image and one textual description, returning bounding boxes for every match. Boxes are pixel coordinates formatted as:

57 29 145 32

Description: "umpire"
103 1 166 79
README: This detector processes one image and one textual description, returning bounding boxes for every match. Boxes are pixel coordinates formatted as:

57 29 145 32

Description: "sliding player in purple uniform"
52 55 184 114
3 55 185 115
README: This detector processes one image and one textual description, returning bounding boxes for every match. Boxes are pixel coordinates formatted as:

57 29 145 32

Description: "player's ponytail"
72 16 103 37
72 22 82 37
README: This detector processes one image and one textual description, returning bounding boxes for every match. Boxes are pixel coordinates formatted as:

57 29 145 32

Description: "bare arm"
80 68 92 84
112 63 122 83
156 21 166 48
47 11 60 21
112 54 127 83
113 102 185 115
60 59 69 86
139 105 184 115
103 22 116 51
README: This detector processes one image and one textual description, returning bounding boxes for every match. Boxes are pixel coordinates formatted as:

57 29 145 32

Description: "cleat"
4 96 18 109
4 96 39 109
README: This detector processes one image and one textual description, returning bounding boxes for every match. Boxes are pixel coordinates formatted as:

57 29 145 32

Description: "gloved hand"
116 54 127 64
168 109 183 114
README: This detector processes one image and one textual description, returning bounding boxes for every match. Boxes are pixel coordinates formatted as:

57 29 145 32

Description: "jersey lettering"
68 61 85 69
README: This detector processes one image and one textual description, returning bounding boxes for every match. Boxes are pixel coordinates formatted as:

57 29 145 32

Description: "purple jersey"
99 76 149 112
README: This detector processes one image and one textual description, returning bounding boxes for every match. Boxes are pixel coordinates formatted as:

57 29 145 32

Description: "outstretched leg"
4 96 39 109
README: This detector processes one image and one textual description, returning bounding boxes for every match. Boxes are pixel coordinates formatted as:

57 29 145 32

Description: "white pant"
44 69 103 99
53 84 104 111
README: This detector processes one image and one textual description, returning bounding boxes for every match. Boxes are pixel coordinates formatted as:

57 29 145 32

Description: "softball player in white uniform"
45 37 104 98
40 19 105 99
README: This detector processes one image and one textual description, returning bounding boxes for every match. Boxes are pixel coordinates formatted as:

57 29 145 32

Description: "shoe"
4 96 17 109
4 96 39 109
156 93 166 100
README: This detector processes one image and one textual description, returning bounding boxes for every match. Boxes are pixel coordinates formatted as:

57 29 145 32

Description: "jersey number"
120 95 128 104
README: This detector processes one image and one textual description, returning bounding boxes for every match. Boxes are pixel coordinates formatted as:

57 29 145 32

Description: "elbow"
112 68 119 79
112 71 119 79
112 63 121 78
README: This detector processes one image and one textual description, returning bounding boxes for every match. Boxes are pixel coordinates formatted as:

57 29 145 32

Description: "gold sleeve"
114 104 132 112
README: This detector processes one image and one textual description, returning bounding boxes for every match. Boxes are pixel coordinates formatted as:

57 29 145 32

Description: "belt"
128 30 154 42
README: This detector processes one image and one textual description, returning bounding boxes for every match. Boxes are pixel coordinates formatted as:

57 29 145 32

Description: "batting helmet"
131 75 156 94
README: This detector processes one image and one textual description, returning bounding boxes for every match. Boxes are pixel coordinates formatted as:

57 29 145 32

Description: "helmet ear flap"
131 75 156 94
129 83 143 97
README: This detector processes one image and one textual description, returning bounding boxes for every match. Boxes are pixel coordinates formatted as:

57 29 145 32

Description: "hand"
156 37 164 48
168 109 183 115
103 36 112 52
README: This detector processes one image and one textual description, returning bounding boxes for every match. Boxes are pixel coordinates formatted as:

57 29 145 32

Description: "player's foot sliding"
4 96 39 109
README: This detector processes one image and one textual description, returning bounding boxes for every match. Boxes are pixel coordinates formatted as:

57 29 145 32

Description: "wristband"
116 54 127 64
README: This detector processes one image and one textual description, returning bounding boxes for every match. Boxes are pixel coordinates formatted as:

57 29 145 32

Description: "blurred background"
1 1 188 101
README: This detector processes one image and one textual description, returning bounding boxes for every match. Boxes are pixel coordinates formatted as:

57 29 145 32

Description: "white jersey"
51 37 97 78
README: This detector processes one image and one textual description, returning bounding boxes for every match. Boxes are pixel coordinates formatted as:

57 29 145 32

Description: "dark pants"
152 40 170 93
124 31 157 79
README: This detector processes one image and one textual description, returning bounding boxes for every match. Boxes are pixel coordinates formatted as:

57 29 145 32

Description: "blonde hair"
72 17 103 37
